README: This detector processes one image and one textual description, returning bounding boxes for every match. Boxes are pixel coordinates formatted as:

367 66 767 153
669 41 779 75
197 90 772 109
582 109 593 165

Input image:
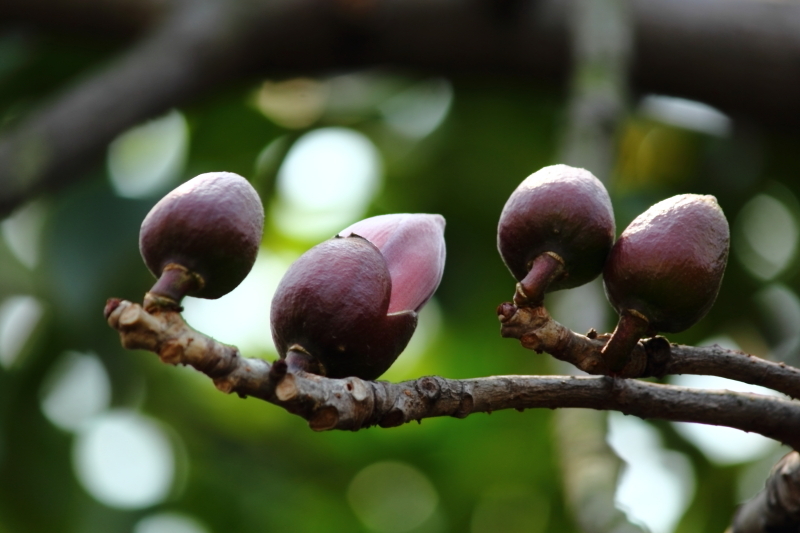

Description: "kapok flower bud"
601 194 729 372
270 214 446 380
497 165 615 306
139 172 264 304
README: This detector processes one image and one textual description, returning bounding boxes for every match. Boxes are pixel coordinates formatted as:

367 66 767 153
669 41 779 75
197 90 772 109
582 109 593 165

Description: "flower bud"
338 214 446 314
601 194 730 371
497 165 615 306
270 214 446 380
139 172 264 302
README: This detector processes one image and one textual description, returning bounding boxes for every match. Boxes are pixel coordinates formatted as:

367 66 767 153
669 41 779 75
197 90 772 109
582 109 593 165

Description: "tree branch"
730 452 800 533
104 297 800 448
498 302 800 399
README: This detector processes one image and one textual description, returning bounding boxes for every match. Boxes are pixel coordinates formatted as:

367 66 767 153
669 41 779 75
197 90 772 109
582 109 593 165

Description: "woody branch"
105 298 800 448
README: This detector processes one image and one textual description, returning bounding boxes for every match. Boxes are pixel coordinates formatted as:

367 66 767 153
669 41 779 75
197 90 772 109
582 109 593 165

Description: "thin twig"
499 303 800 399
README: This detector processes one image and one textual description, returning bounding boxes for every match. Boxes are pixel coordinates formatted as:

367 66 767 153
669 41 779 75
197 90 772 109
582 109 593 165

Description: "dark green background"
1 28 799 533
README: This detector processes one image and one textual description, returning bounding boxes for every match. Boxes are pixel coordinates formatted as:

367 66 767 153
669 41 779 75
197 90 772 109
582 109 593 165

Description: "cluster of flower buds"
139 172 445 380
497 164 730 371
270 214 446 380
139 163 729 380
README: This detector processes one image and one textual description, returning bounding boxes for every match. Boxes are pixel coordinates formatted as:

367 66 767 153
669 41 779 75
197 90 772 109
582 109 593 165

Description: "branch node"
213 377 236 394
345 378 370 402
269 359 288 382
453 392 474 419
379 408 405 428
119 303 144 327
276 374 299 401
159 339 183 366
497 302 517 323
104 298 122 320
643 336 672 377
309 406 340 431
415 376 442 402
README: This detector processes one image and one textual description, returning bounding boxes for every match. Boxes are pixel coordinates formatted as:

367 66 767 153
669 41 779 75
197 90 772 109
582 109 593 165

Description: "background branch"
0 0 253 216
0 0 165 37
730 452 800 533
3 0 800 216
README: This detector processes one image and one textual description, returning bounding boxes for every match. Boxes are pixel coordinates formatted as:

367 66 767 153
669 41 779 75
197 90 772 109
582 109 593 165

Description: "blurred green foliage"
2 27 800 533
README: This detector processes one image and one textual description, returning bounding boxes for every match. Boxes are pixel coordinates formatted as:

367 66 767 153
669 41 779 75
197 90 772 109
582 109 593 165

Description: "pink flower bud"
338 213 446 314
270 214 446 380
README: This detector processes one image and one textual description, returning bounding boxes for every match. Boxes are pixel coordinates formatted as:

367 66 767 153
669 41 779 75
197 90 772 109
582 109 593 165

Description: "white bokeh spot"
134 512 210 533
608 412 695 533
108 110 189 199
40 351 111 432
347 461 438 533
0 295 44 369
639 95 732 137
73 410 175 509
670 363 782 465
182 249 294 356
734 194 798 280
1 200 47 269
380 78 453 139
272 127 382 241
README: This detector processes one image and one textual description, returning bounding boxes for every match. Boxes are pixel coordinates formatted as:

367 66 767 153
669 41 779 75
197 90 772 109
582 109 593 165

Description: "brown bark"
105 288 800 531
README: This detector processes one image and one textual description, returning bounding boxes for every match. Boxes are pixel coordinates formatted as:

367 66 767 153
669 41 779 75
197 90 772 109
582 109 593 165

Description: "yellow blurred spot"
615 119 697 192
471 484 549 533
255 78 328 129
347 461 439 533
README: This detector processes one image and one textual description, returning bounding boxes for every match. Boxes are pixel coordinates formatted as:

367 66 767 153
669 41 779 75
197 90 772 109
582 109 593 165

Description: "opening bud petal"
339 214 446 314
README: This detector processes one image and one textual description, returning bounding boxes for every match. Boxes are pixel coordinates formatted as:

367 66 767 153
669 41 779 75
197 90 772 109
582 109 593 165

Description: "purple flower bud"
140 172 264 302
497 165 615 306
271 214 446 380
601 194 730 371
